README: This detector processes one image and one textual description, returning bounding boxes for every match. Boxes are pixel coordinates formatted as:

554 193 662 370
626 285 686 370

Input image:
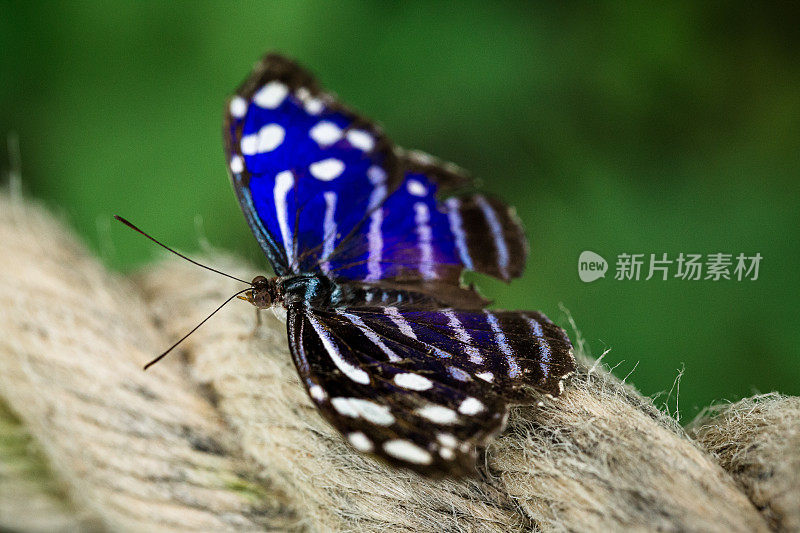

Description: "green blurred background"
2 2 798 418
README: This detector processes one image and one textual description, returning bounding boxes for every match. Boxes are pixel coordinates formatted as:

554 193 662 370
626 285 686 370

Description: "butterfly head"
244 275 281 309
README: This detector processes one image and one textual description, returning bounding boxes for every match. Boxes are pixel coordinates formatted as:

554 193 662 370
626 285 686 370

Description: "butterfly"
222 53 575 477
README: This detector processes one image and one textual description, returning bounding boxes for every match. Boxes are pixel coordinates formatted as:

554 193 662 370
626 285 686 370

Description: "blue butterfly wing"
327 151 528 285
225 54 527 285
224 54 400 276
287 303 574 476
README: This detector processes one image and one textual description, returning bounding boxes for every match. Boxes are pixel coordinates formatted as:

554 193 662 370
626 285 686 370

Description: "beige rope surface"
0 194 296 531
1 191 797 532
691 394 800 532
0 399 101 532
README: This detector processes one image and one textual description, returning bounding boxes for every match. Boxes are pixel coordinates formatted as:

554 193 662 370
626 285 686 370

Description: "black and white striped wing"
286 304 574 476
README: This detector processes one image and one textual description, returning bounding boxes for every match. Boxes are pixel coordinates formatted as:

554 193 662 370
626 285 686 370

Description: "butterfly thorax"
245 272 340 310
279 273 339 308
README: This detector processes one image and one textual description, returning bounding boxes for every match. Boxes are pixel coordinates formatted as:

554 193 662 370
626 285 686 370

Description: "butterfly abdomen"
337 284 443 308
280 275 441 310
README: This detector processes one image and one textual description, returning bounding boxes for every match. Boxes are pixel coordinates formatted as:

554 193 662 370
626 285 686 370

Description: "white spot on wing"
294 87 324 114
304 97 324 114
437 433 458 448
330 397 358 417
309 384 326 402
229 96 247 118
416 405 459 424
254 81 288 109
347 129 375 151
383 439 433 464
241 123 285 155
439 447 455 460
307 315 370 385
407 179 427 196
273 170 296 264
310 158 345 181
394 373 433 391
230 155 244 174
331 397 394 426
367 165 387 185
348 432 374 452
476 371 494 382
309 121 342 146
458 397 485 415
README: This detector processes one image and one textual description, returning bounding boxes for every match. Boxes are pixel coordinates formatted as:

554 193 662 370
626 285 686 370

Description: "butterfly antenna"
114 215 251 285
143 287 251 370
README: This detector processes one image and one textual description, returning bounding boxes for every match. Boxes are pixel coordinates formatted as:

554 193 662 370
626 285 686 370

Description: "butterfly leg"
251 307 263 336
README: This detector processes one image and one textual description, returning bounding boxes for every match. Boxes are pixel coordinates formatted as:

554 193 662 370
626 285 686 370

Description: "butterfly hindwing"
327 152 529 285
288 306 504 476
345 303 576 399
286 302 574 476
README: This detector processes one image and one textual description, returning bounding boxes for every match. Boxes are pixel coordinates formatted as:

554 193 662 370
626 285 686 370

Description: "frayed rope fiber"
0 191 797 532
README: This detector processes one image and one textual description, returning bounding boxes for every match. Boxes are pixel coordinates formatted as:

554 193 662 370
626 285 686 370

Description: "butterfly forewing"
286 303 574 475
224 54 400 275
